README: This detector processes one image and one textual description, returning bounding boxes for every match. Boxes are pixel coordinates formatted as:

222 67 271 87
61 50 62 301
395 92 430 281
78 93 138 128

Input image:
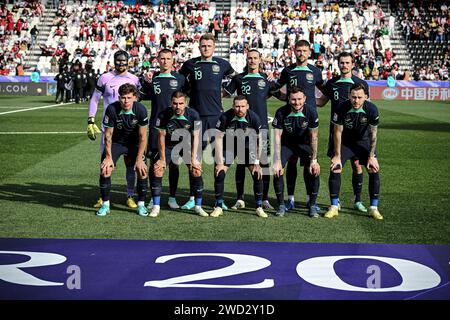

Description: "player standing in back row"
141 49 186 210
87 50 142 209
274 40 324 212
316 52 370 213
179 33 236 210
223 49 278 211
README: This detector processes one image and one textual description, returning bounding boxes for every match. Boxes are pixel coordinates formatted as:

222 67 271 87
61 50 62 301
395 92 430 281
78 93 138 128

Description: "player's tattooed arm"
369 125 378 157
101 127 114 175
310 127 319 161
309 127 320 176
104 127 113 159
272 128 283 177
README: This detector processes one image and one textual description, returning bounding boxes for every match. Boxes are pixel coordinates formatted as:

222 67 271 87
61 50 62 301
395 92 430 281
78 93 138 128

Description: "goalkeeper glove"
87 117 101 141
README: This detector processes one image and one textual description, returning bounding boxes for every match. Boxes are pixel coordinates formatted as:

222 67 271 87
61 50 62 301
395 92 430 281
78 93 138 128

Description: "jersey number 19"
195 70 202 80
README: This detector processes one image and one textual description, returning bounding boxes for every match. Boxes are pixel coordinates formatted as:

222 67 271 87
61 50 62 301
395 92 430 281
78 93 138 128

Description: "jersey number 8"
334 90 339 101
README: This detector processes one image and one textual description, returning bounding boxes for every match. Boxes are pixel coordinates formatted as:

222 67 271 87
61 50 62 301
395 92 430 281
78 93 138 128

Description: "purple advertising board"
1 238 449 301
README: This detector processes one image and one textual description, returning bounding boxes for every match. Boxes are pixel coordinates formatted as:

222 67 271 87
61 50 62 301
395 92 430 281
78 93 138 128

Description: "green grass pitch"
0 95 449 244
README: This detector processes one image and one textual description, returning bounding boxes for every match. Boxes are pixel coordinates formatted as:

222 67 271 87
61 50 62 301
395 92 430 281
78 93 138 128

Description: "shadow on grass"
0 182 336 217
382 122 450 132
0 182 108 212
0 182 279 213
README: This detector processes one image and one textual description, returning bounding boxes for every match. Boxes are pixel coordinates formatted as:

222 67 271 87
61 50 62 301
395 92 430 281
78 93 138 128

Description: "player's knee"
137 171 147 180
190 166 202 177
101 172 112 178
351 161 363 173
100 166 113 178
216 169 226 180
367 166 379 174
153 167 165 178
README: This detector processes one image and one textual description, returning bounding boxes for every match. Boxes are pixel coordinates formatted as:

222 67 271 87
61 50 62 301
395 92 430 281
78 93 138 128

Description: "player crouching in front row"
96 83 149 217
271 87 321 218
211 95 268 218
325 83 383 220
149 91 208 217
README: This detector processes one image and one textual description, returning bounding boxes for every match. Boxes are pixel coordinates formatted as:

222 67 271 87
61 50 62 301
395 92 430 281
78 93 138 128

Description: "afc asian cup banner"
0 238 449 300
367 81 450 101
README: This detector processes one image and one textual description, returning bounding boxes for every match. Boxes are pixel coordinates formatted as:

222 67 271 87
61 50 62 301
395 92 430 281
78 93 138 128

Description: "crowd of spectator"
43 0 220 77
392 0 449 80
0 0 448 81
228 0 420 80
0 0 43 75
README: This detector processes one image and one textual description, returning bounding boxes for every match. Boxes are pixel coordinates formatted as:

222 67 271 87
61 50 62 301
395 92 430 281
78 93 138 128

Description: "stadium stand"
390 0 449 80
0 1 43 75
0 0 448 81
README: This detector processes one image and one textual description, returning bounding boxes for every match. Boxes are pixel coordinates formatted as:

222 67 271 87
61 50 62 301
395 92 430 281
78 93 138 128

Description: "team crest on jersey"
131 119 138 125
306 73 314 81
360 116 368 124
215 120 221 128
284 120 293 133
212 65 220 73
301 121 308 129
258 80 266 89
170 80 178 88
184 124 191 129
344 116 353 129
167 122 176 134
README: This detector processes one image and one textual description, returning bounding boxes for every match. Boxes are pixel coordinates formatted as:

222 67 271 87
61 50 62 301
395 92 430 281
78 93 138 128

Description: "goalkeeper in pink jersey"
87 50 142 209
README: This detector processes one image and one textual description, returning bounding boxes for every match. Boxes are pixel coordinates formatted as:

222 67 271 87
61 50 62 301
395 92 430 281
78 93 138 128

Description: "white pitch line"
0 102 74 115
0 131 84 134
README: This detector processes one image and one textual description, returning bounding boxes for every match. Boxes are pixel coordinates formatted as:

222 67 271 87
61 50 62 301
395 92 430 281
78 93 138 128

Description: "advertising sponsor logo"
0 82 48 96
382 87 399 100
